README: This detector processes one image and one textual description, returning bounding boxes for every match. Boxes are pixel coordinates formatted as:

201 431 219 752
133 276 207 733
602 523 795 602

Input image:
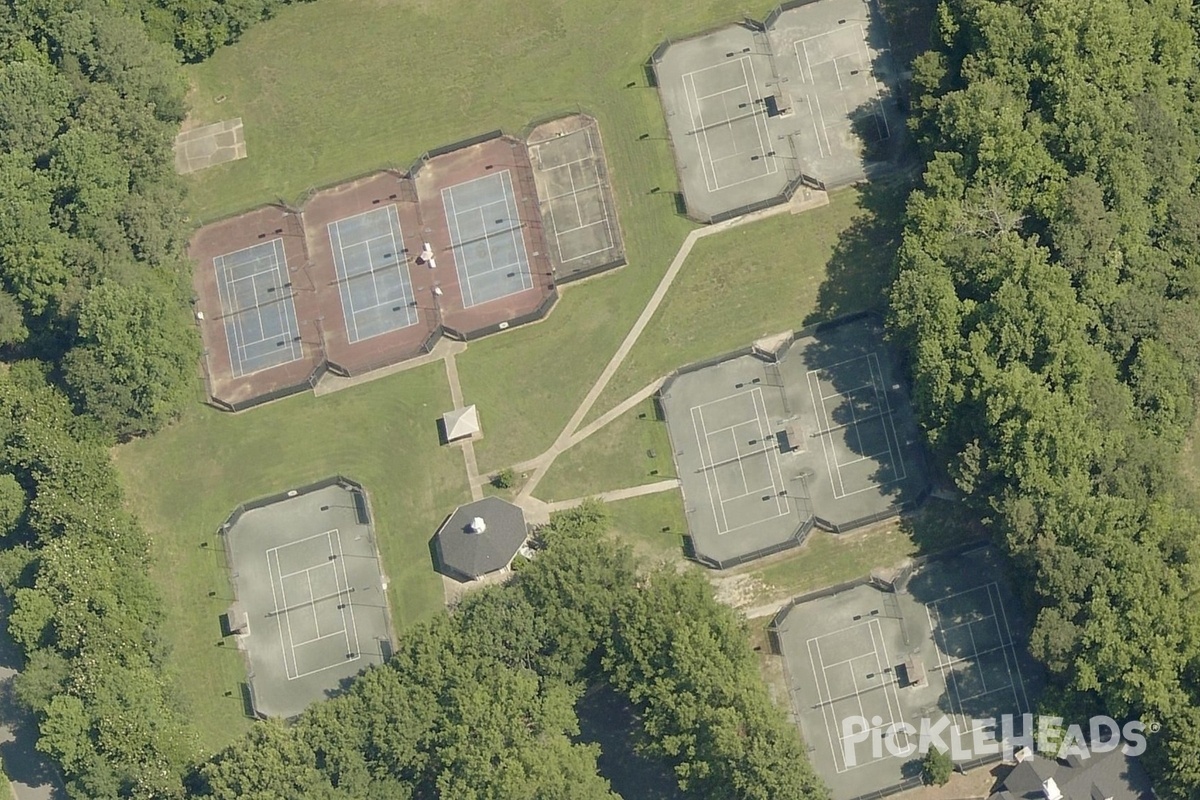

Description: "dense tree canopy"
193 503 825 799
890 0 1200 795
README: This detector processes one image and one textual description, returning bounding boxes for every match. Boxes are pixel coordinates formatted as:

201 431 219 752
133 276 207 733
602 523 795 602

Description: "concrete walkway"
518 200 800 502
544 479 681 513
443 354 484 501
314 337 465 396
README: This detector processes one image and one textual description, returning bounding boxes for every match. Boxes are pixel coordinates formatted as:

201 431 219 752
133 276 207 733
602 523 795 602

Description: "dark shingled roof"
434 497 527 581
990 751 1156 800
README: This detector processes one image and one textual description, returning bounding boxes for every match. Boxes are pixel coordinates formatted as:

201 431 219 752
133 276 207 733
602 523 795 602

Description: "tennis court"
682 56 780 192
767 0 901 186
224 481 393 719
528 121 620 272
773 549 1041 799
690 388 790 534
926 583 1033 735
805 615 911 774
212 238 304 377
806 353 906 499
327 205 418 342
441 171 534 307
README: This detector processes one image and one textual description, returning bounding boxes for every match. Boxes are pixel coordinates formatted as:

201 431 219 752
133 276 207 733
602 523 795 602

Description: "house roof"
434 496 527 580
442 405 480 441
990 751 1155 800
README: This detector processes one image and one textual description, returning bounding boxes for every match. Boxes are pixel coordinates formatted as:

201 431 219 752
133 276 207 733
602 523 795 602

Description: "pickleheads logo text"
840 714 1149 767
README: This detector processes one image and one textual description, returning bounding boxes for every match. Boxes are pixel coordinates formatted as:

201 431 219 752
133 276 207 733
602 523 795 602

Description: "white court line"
728 427 750 495
444 172 532 307
266 548 296 680
691 407 724 532
307 570 320 639
742 56 779 182
543 143 614 263
329 221 364 342
440 184 473 307
868 353 908 482
682 71 720 192
807 620 899 773
265 530 356 680
681 58 777 192
989 584 1032 712
927 603 971 733
869 619 911 751
330 207 418 340
691 404 727 534
587 126 619 258
751 387 789 518
215 240 299 377
809 370 847 497
797 42 834 157
331 527 361 668
809 637 847 773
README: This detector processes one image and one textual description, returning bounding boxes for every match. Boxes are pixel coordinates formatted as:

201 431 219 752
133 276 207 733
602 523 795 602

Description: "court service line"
809 637 848 773
691 405 727 534
751 387 789 518
988 584 1032 712
682 71 720 192
328 222 362 342
441 185 475 308
587 126 620 254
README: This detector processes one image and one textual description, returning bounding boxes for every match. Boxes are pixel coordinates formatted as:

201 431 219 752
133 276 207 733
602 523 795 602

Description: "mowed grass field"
182 0 769 472
115 364 469 753
123 0 924 757
587 183 906 423
537 398 675 502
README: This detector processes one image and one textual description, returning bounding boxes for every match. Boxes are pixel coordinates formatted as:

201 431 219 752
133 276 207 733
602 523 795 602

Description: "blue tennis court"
213 239 303 377
327 206 418 342
441 171 534 307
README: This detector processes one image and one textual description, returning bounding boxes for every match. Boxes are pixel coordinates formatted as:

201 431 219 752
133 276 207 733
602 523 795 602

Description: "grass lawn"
587 182 907 423
184 1 768 219
181 0 784 473
115 363 469 755
739 497 978 605
606 491 690 566
537 398 675 502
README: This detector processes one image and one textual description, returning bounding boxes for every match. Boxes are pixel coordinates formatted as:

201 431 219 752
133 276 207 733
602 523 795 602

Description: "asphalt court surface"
661 316 927 566
655 24 793 221
441 170 534 307
266 530 360 681
327 205 418 343
690 388 789 534
213 238 303 377
655 0 901 221
532 127 617 266
226 483 392 719
806 353 906 499
768 0 899 187
776 550 1040 799
683 55 779 192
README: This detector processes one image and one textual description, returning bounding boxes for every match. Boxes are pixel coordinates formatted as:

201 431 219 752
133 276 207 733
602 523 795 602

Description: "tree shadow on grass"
803 176 914 326
896 496 991 557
